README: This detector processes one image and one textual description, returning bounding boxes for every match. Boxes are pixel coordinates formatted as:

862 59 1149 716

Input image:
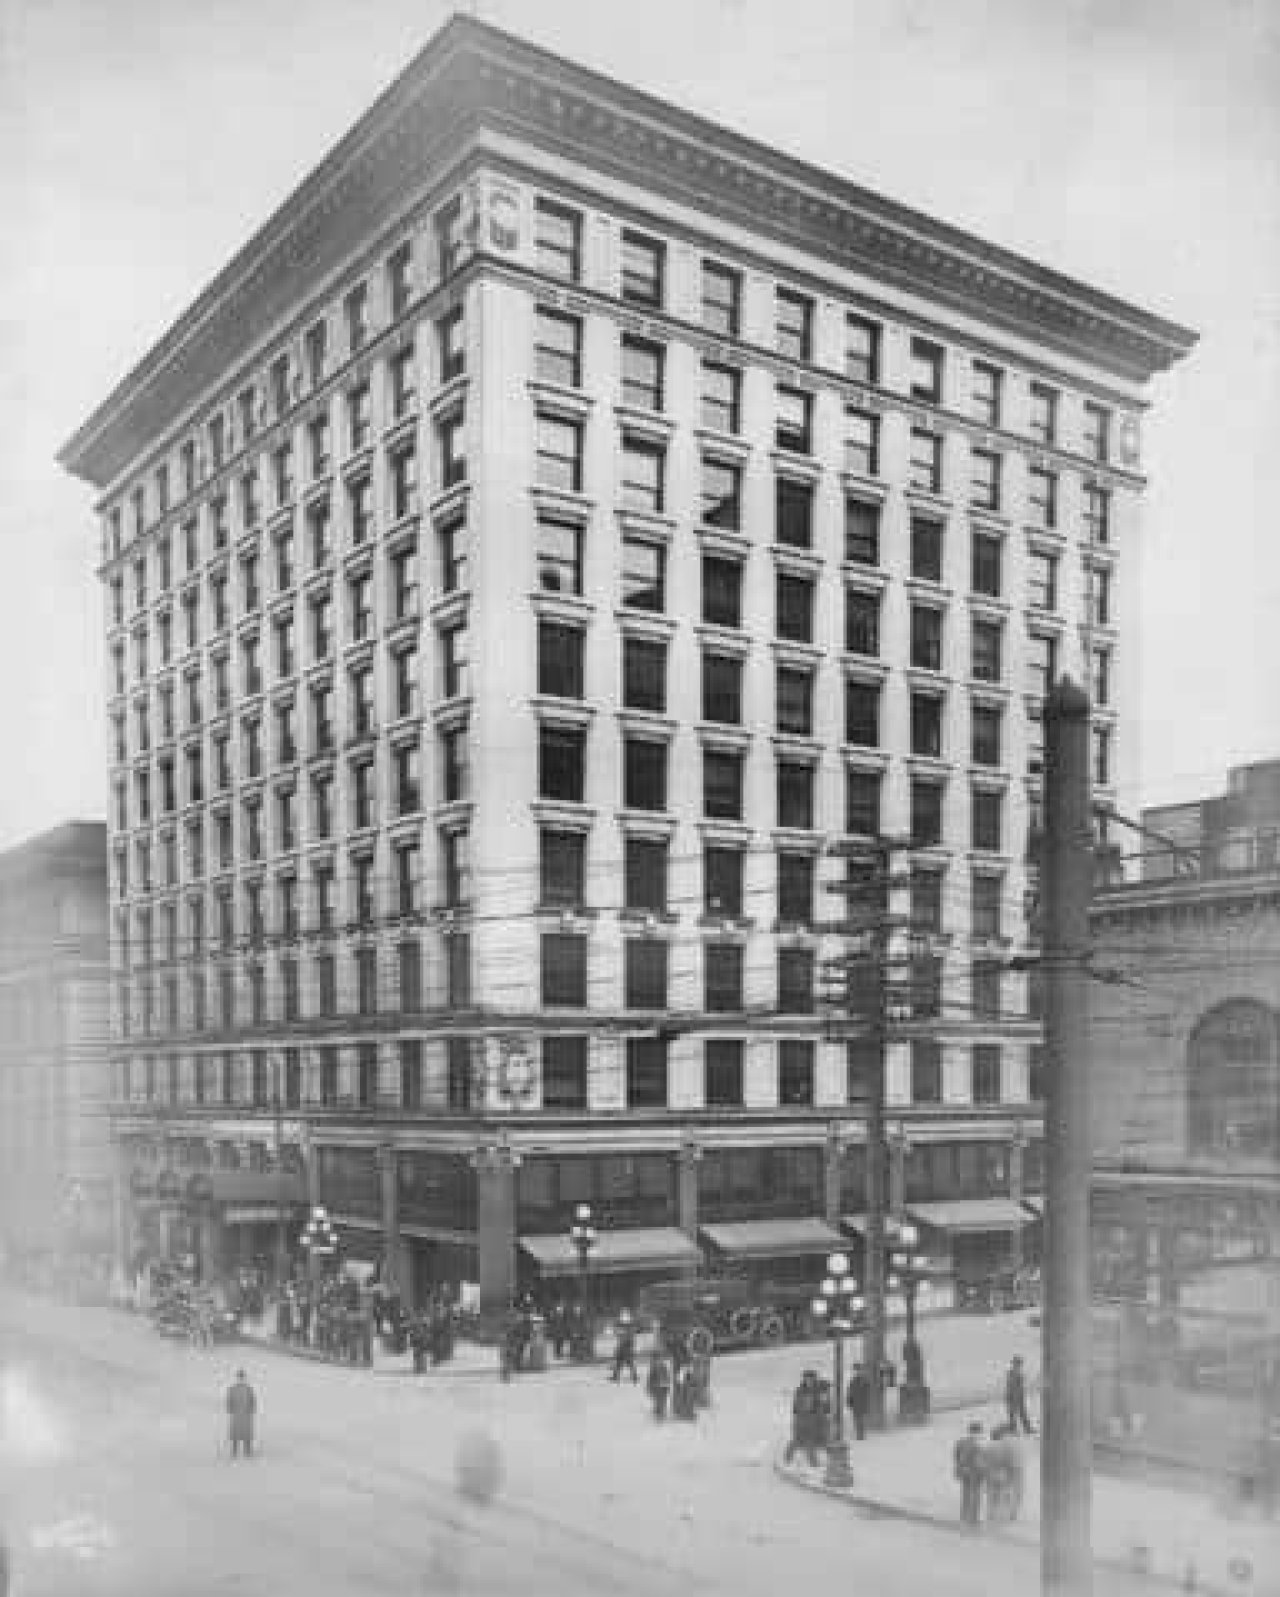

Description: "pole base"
823 1440 854 1490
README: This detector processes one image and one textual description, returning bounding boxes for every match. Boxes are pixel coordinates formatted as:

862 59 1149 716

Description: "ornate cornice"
60 16 1196 492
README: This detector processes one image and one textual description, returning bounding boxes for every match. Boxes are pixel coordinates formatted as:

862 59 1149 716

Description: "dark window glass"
845 498 880 564
625 939 668 1009
701 654 742 724
703 750 743 820
845 590 880 655
776 572 814 643
623 738 667 811
540 829 586 907
537 620 585 699
538 726 585 802
705 943 744 1011
777 946 815 1014
911 779 945 847
911 1039 942 1103
704 847 744 917
910 516 944 583
705 1039 744 1106
622 636 666 713
542 1037 589 1110
845 769 881 837
624 837 667 913
776 478 813 548
845 680 880 746
972 1045 1002 1105
626 1038 668 1108
541 932 587 1007
702 556 742 628
910 693 944 758
779 1040 815 1106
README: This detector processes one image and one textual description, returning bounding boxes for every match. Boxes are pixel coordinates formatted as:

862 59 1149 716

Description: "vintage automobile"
955 1264 1041 1315
639 1275 841 1355
152 1285 241 1347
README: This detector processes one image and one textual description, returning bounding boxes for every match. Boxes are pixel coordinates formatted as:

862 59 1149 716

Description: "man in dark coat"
846 1362 872 1441
785 1371 822 1466
646 1350 672 1421
225 1370 257 1459
954 1421 987 1527
1004 1355 1035 1434
610 1312 639 1383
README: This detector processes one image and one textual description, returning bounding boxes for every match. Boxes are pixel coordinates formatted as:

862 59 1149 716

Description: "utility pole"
1041 678 1094 1596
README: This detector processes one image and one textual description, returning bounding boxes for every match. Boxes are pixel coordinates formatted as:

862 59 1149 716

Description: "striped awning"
520 1227 699 1277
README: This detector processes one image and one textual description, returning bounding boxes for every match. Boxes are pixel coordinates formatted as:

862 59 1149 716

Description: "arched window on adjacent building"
1187 999 1279 1159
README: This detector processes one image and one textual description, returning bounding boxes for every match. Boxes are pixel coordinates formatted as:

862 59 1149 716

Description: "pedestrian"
646 1350 672 1421
815 1379 834 1449
985 1423 1025 1524
785 1371 822 1467
953 1421 987 1527
1004 1355 1035 1435
225 1369 257 1459
610 1311 639 1383
548 1301 568 1360
846 1361 872 1441
673 1362 698 1422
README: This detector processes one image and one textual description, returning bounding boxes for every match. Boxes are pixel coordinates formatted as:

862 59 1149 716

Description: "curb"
772 1453 1244 1597
237 1330 613 1382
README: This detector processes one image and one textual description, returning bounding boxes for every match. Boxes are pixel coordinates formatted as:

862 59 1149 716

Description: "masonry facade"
60 18 1194 1310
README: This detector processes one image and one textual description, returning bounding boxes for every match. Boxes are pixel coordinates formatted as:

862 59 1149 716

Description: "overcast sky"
1 0 1276 849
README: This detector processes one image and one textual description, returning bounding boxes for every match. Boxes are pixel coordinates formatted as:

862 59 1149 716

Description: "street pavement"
0 1287 1241 1597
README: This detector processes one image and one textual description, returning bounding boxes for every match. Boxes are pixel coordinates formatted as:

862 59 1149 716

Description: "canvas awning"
907 1198 1031 1234
699 1217 845 1259
519 1227 699 1277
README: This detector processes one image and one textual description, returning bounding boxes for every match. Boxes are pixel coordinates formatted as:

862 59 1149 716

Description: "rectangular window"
972 618 1003 684
701 362 741 435
704 846 743 917
1083 483 1111 546
705 1038 744 1106
542 1037 588 1110
845 768 881 837
621 535 665 611
441 726 468 802
775 387 812 454
971 360 1002 426
701 261 740 337
972 961 1002 1019
400 1039 423 1108
1091 647 1111 707
701 653 742 725
621 230 664 307
778 1040 815 1107
705 945 744 1012
621 336 664 411
390 446 419 519
845 679 880 747
971 703 1002 766
910 337 944 402
1093 725 1111 787
776 289 812 362
910 604 943 670
777 850 814 926
1029 382 1058 446
911 778 945 847
910 692 944 758
844 497 880 564
621 635 666 713
845 410 879 477
911 1040 942 1104
1087 564 1111 627
1027 632 1058 701
776 477 813 548
910 867 944 933
623 737 667 811
347 384 371 453
435 198 465 279
1028 549 1058 611
624 836 667 913
535 415 582 493
971 531 1002 597
776 759 815 829
357 946 379 1015
438 307 464 383
702 555 742 628
441 624 467 699
537 620 584 699
1028 466 1058 529
393 741 421 815
387 241 413 319
972 788 1003 852
625 939 668 1009
970 448 1001 512
846 315 880 385
535 199 581 282
776 665 813 736
700 458 741 530
344 283 369 353
972 873 1002 940
777 946 815 1014
538 725 585 803
620 436 664 514
625 1038 668 1109
703 749 743 820
534 308 581 388
1083 402 1111 464
541 932 587 1006
441 830 470 909
972 1045 1002 1105
389 344 417 420
910 515 944 582
909 428 942 494
845 589 880 656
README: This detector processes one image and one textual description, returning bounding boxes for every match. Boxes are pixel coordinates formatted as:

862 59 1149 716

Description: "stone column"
378 1143 406 1297
678 1136 701 1245
473 1141 518 1320
1009 1122 1027 1270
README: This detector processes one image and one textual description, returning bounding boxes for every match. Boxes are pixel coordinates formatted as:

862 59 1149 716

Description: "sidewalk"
775 1405 1280 1597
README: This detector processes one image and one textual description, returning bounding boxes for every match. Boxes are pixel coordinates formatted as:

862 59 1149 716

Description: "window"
911 778 945 846
387 241 413 319
910 692 944 758
542 1037 588 1110
435 198 465 279
701 654 742 724
775 387 812 454
776 289 812 362
441 830 470 908
394 839 419 918
701 363 741 435
347 384 371 453
348 476 373 544
623 738 667 811
845 680 880 746
971 361 1002 426
626 1037 668 1109
535 415 582 493
972 618 1003 683
1028 549 1057 611
910 867 944 934
1083 483 1111 546
776 665 813 736
393 741 420 815
621 536 665 611
441 727 468 802
621 336 664 411
971 530 1002 597
621 636 666 713
621 230 664 307
351 758 376 830
972 961 1002 1019
392 646 419 720
400 1039 423 1108
446 935 471 1009
846 315 880 385
701 261 740 336
972 788 1003 852
625 939 668 1009
313 862 336 933
845 589 879 656
348 571 373 642
1093 725 1111 786
910 515 944 582
1028 467 1057 529
776 477 812 548
970 449 1001 512
778 947 815 1014
536 514 582 596
700 458 741 529
910 337 944 402
240 468 261 530
357 946 379 1015
910 428 942 493
1029 382 1058 446
273 441 294 506
534 308 581 388
389 343 417 419
1087 564 1111 627
441 624 467 699
306 499 332 569
777 851 814 926
845 410 879 477
541 933 587 1006
705 945 744 1012
438 307 465 383
309 591 332 660
703 749 743 820
537 621 584 699
845 498 880 564
972 1045 1002 1105
704 846 743 917
344 282 369 353
777 760 815 829
535 199 581 282
624 836 667 913
910 605 943 671
620 437 664 514
972 703 1002 767
539 725 585 802
972 873 1002 940
701 555 742 628
353 854 376 923
304 319 327 390
1091 647 1111 707
911 1040 942 1104
390 445 418 520
1027 633 1058 700
705 1039 744 1106
1083 401 1111 464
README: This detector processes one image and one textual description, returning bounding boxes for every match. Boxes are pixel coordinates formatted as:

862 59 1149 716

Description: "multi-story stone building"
0 822 111 1262
59 17 1195 1312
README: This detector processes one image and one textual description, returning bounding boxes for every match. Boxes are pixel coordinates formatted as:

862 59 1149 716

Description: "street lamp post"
569 1201 597 1361
300 1204 338 1287
887 1218 931 1423
811 1251 863 1489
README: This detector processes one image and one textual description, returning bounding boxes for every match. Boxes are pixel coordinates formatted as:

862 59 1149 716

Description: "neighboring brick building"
59 17 1194 1312
0 822 111 1259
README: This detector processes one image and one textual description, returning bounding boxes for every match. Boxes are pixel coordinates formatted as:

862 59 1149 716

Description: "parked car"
639 1275 821 1356
152 1286 241 1347
955 1264 1040 1315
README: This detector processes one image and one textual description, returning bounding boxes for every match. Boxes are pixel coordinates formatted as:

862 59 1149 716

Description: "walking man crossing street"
1004 1355 1035 1435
